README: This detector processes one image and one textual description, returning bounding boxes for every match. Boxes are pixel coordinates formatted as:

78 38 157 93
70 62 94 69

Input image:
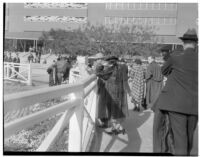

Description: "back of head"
135 59 142 65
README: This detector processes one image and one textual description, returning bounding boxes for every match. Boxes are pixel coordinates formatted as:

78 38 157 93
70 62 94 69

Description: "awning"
4 31 43 40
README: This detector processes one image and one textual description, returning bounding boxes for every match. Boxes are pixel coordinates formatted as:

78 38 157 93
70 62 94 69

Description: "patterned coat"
96 62 129 120
129 64 145 105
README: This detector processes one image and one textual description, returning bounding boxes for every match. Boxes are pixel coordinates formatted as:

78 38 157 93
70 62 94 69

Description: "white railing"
4 62 32 85
4 72 98 152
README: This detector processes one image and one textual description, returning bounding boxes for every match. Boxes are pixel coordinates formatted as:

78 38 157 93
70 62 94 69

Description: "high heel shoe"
117 128 126 135
106 127 117 135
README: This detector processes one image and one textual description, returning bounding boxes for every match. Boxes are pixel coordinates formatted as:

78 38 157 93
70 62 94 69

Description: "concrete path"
31 63 49 86
90 96 198 154
90 109 154 152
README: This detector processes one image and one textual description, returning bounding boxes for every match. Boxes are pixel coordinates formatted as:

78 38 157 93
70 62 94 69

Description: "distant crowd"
47 55 77 86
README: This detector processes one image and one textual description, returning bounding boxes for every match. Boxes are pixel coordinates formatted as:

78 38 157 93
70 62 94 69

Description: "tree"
39 22 161 57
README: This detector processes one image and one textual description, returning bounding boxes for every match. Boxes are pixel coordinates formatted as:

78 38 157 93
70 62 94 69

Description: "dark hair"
135 59 142 65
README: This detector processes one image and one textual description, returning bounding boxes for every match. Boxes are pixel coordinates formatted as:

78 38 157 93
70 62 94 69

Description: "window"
110 17 115 24
111 3 116 9
160 3 165 10
134 18 140 25
164 18 170 25
105 17 109 25
153 3 160 10
147 3 153 10
116 3 123 9
138 18 144 25
147 18 153 25
171 18 176 25
123 3 129 9
135 3 141 10
172 4 177 10
128 17 133 24
166 18 176 25
116 17 123 24
106 3 111 10
152 17 159 25
140 3 146 10
122 17 128 24
159 18 165 25
128 3 134 10
24 3 88 9
165 3 173 10
24 16 87 23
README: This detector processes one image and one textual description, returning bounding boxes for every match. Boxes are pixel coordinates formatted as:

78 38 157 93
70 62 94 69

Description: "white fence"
4 72 98 152
4 62 32 85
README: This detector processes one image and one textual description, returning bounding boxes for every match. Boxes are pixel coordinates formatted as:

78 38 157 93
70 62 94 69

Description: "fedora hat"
179 28 198 42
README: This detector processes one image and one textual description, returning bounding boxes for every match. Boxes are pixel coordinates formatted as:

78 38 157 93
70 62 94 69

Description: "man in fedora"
153 28 198 155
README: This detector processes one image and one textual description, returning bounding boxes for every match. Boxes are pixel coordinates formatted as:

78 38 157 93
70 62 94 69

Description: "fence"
4 72 98 152
4 62 32 85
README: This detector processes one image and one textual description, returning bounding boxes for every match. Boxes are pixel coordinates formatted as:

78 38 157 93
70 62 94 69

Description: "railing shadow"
120 110 151 152
90 110 151 152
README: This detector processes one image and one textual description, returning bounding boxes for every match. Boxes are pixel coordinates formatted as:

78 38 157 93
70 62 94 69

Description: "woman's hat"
105 55 119 61
135 58 142 65
89 52 104 59
179 28 198 42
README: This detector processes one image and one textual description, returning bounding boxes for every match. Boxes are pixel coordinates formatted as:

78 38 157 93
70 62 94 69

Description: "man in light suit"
153 28 198 155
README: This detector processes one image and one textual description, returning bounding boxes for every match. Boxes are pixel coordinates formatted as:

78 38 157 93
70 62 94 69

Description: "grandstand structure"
4 3 198 52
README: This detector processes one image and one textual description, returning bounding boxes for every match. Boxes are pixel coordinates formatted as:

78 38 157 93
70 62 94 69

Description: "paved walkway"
90 97 198 154
91 109 154 152
31 63 49 86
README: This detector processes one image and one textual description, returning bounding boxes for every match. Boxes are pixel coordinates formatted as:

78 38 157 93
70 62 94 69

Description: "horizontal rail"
4 62 29 66
4 82 83 113
82 74 97 88
84 81 97 98
37 107 76 151
4 98 81 139
3 78 27 83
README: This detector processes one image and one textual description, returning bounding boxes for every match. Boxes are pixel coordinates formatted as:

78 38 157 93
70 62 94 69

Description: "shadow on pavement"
90 110 151 152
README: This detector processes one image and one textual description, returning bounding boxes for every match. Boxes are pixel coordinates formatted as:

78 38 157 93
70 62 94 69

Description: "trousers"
168 111 197 155
153 109 198 155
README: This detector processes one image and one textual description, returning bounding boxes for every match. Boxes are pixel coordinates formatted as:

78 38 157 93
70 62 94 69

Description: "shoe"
117 128 126 135
105 127 117 135
133 107 137 111
98 123 108 128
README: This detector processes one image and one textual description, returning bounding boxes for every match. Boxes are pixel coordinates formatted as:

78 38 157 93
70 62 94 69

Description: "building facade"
4 3 198 51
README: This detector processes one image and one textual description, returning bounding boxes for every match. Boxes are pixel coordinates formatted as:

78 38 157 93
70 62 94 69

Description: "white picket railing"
4 72 98 152
4 62 32 85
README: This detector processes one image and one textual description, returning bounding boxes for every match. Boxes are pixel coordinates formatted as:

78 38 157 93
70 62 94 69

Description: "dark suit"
153 48 198 155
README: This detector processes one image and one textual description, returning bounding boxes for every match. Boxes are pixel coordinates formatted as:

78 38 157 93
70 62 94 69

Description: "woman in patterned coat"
129 59 145 111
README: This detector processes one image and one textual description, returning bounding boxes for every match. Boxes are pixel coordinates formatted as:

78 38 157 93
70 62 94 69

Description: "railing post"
90 79 98 123
68 85 84 152
27 63 32 86
7 62 9 78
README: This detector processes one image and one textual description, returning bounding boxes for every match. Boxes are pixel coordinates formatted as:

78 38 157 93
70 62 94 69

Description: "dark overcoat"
145 61 163 108
154 48 198 115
